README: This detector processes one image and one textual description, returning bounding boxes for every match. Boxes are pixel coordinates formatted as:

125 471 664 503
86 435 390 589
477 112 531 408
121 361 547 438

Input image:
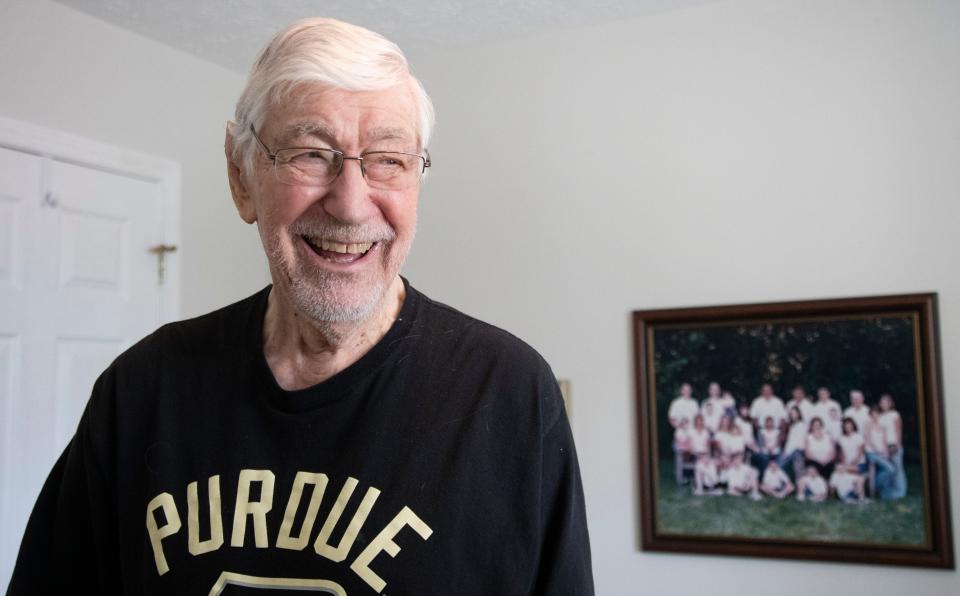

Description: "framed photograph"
633 293 953 568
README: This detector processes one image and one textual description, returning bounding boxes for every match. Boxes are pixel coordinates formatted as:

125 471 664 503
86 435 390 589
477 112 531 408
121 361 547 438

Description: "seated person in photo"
778 406 807 476
694 454 724 496
725 458 761 500
796 466 828 503
688 414 712 456
734 403 758 452
837 416 866 473
711 414 733 452
717 422 747 468
829 464 867 504
804 416 837 480
760 460 794 499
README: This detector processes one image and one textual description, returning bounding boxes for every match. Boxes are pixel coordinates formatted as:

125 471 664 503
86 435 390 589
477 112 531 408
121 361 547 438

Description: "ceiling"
53 0 721 73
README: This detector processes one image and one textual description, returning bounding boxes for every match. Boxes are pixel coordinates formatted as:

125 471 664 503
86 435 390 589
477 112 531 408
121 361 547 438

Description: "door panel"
0 146 164 587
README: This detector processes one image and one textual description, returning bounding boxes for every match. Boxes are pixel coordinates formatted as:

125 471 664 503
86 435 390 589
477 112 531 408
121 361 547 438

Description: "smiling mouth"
301 235 375 262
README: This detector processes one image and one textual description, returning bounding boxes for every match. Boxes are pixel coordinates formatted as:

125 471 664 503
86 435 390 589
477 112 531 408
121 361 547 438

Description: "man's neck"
262 277 405 391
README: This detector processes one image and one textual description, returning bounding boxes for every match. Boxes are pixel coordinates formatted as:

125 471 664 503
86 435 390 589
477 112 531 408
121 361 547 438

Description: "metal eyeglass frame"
249 124 430 187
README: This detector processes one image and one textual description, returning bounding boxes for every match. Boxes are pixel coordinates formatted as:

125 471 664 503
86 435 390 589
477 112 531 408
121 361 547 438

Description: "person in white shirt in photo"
864 405 896 478
734 402 759 453
701 399 722 435
829 464 867 504
837 416 866 473
668 382 700 429
843 389 871 437
694 453 724 496
784 385 814 429
796 466 828 502
718 388 737 418
711 414 734 454
725 458 762 500
878 393 907 499
760 460 794 499
757 415 782 473
804 417 836 480
688 414 712 458
778 406 807 477
702 382 733 418
717 421 748 469
811 387 842 439
749 383 786 428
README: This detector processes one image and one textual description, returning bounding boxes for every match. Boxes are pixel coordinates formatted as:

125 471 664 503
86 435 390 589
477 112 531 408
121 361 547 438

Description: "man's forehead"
268 83 419 145
273 120 416 145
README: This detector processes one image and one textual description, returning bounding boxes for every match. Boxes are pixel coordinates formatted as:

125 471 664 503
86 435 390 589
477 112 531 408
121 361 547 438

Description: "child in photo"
829 464 867 504
718 390 737 418
725 458 762 500
694 454 724 496
796 466 828 503
760 460 794 499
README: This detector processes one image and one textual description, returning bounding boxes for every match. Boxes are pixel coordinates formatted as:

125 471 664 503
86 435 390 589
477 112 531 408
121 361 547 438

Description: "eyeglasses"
249 125 430 190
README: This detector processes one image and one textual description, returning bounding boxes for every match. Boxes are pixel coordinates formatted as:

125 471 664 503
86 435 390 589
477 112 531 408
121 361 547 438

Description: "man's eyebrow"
365 127 415 143
277 122 336 146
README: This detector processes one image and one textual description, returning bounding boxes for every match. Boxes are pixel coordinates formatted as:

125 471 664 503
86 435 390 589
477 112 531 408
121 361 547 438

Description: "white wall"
406 0 959 593
0 0 268 318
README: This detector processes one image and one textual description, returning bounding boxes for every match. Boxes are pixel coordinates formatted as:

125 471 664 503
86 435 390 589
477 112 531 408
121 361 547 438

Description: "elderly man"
10 18 593 594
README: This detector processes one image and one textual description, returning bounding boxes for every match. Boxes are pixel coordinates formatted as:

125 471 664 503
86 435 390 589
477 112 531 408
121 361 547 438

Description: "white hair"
230 17 435 172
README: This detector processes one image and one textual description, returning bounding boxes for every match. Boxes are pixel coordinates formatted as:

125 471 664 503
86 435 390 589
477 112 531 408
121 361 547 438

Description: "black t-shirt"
10 281 593 595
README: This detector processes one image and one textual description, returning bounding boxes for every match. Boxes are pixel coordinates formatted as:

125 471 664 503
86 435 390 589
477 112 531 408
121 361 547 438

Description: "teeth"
311 237 373 254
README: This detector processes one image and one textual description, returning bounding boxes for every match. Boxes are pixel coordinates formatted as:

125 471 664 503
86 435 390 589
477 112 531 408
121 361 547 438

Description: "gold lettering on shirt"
230 469 275 548
146 492 181 576
314 476 382 563
188 475 224 555
145 468 433 588
276 472 329 551
350 506 433 593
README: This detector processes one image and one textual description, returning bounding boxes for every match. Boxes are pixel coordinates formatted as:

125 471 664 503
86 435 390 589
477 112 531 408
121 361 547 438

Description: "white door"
0 145 166 586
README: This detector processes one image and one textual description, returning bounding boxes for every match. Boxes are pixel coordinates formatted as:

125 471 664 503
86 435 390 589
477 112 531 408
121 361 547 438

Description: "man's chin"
288 279 385 324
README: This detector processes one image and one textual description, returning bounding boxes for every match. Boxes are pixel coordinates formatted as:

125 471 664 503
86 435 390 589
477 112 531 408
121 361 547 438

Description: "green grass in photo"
656 459 926 546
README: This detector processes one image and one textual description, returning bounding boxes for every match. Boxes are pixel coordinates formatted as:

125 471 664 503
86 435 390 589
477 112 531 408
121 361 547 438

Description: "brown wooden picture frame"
633 293 953 568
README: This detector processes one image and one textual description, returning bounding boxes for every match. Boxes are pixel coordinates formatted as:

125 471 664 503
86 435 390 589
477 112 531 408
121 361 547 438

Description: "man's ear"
225 125 258 224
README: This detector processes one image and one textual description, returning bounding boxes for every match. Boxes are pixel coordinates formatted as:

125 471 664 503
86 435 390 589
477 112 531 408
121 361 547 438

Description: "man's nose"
321 158 377 223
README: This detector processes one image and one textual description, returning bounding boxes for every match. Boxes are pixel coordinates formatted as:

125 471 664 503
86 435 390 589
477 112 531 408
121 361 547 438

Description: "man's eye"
369 154 405 168
296 150 334 162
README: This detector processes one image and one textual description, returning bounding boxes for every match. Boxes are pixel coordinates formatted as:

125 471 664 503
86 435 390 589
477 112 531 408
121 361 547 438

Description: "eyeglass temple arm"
249 124 277 161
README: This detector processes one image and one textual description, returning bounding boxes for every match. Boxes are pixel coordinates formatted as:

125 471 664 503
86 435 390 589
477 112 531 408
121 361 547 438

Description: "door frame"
0 116 181 323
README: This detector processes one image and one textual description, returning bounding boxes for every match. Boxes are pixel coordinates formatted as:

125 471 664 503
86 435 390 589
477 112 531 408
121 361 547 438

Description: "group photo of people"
642 308 937 551
667 381 909 504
